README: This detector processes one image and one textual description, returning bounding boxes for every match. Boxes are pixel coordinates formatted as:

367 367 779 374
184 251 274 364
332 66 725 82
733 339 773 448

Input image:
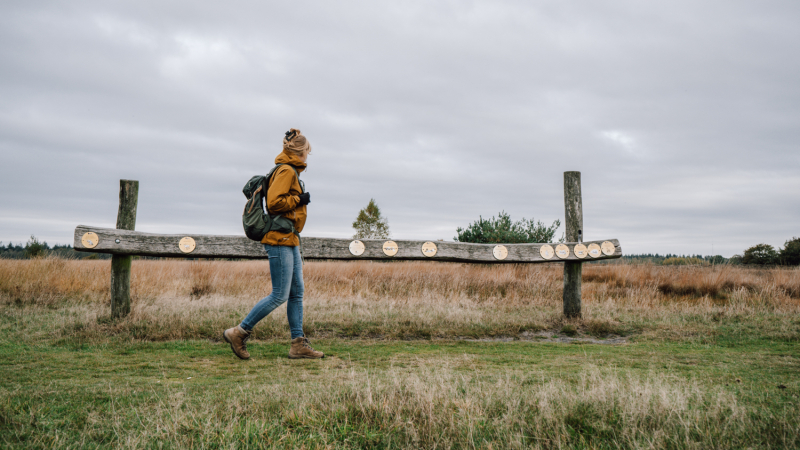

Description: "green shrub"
780 237 800 266
455 211 561 244
742 243 778 266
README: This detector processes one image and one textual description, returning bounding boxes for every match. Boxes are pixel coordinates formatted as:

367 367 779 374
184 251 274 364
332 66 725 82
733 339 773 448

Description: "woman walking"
223 129 324 360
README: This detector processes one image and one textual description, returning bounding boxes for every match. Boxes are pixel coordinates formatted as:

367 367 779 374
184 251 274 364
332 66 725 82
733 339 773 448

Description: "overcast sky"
2 1 799 257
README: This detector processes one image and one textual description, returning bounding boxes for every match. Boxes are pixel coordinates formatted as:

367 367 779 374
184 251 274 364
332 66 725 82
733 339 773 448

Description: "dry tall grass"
0 258 798 341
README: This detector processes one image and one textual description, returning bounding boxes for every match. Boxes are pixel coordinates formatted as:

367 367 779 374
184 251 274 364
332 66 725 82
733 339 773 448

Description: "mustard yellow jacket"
261 150 307 247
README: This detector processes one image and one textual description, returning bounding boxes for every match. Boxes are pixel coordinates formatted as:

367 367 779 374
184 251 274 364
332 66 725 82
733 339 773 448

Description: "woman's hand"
298 192 310 206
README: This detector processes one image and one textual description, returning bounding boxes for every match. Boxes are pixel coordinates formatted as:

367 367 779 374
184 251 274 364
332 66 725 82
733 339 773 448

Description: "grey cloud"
1 1 799 257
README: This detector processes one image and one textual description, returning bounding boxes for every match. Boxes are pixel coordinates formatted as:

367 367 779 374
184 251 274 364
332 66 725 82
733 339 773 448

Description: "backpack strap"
262 164 304 211
264 164 303 194
263 164 305 240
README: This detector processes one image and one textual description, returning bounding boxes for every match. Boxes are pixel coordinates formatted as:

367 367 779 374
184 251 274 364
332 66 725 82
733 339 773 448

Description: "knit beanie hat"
283 128 310 155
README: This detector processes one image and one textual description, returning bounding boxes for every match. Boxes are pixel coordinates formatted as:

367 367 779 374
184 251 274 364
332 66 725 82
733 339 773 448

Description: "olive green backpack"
241 165 303 241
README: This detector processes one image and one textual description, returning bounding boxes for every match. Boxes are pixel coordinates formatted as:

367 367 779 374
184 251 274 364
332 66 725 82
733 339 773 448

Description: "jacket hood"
274 150 307 173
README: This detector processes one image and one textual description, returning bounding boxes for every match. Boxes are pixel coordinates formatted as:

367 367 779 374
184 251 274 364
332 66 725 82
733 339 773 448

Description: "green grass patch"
1 329 799 449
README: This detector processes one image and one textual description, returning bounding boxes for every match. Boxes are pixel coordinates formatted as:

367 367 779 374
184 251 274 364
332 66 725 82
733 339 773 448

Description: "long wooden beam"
74 225 622 263
73 225 622 263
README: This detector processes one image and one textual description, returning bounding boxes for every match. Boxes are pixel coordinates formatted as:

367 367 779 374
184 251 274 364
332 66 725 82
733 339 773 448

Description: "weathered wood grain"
73 225 622 263
563 171 583 317
116 180 138 231
111 179 138 318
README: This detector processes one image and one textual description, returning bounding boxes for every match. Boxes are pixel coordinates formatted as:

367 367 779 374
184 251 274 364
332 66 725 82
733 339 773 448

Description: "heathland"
1 259 798 449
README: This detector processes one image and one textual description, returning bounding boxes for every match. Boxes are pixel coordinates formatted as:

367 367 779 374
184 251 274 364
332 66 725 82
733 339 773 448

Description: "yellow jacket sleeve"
266 166 300 214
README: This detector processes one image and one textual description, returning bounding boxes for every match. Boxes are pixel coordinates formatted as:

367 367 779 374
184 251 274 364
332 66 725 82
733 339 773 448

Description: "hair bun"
283 128 310 156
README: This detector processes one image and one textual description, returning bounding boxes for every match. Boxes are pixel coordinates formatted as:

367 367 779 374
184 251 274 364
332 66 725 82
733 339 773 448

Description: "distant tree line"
620 254 727 265
0 235 111 260
619 238 800 266
731 238 800 266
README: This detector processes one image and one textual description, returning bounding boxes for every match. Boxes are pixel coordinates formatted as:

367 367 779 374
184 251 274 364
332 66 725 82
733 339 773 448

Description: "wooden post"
563 172 582 318
110 180 138 318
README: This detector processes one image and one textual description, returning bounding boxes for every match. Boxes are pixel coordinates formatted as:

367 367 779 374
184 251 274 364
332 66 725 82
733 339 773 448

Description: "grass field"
1 259 799 448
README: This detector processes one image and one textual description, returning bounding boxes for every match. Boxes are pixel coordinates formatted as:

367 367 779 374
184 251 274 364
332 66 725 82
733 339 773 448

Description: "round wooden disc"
81 232 99 249
539 244 554 260
601 241 616 256
179 237 196 253
574 243 588 259
382 240 398 256
492 245 508 260
349 240 365 256
588 243 602 258
555 244 570 259
421 241 437 257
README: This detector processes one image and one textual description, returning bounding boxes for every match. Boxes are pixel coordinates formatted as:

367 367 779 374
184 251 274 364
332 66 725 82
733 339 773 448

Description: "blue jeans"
240 245 304 339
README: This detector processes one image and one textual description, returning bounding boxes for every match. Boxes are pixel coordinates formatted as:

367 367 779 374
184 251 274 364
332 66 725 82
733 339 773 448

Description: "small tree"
352 199 390 239
741 243 778 266
455 211 561 244
779 237 800 266
24 235 48 259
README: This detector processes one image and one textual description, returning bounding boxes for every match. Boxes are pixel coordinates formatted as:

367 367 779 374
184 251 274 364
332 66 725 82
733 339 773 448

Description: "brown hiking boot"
223 325 251 360
288 337 324 359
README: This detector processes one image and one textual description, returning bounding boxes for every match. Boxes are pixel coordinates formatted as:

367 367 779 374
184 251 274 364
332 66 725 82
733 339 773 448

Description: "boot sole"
223 330 249 360
288 354 325 359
